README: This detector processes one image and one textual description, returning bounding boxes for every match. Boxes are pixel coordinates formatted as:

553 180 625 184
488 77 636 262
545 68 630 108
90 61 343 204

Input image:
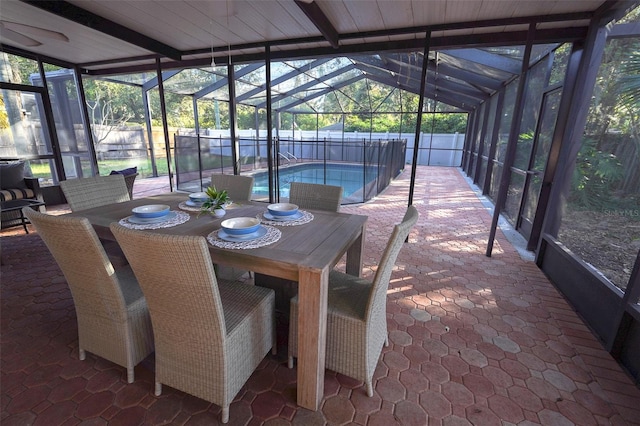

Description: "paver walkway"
2 166 639 425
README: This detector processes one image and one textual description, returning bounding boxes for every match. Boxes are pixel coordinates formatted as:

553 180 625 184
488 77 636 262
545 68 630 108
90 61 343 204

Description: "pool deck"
2 165 640 425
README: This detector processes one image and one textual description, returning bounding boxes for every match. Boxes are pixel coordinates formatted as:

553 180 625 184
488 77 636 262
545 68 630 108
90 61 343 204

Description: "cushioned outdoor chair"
110 167 138 199
110 223 276 424
211 174 254 202
23 208 154 383
288 181 343 212
288 205 419 396
1 161 45 230
60 174 131 211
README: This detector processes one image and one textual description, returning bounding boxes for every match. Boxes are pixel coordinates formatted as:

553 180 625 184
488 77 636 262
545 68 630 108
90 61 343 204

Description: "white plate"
218 225 267 242
263 211 303 221
127 211 177 224
185 200 203 207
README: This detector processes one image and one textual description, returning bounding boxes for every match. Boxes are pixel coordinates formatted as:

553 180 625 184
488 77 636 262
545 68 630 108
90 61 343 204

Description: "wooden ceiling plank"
21 0 183 60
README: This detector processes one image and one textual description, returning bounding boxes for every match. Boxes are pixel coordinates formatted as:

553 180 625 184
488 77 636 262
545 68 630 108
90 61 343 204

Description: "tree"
84 80 135 145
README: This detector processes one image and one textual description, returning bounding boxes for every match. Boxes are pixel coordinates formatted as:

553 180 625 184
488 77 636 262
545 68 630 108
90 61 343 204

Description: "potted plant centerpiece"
199 186 231 218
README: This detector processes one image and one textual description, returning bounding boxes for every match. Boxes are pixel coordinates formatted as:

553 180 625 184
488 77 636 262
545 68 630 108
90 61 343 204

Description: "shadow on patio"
2 166 639 425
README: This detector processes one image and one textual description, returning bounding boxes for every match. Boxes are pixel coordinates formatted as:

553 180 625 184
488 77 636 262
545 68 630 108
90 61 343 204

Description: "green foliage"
0 95 9 129
199 186 230 215
420 113 468 133
569 137 625 210
570 36 640 213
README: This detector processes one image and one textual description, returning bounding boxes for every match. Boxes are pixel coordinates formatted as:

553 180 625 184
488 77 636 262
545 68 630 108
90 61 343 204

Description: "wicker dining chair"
211 174 254 202
60 174 131 211
123 173 138 199
22 208 154 383
255 181 344 313
60 174 132 266
110 223 276 424
288 181 343 212
288 205 419 396
209 174 256 280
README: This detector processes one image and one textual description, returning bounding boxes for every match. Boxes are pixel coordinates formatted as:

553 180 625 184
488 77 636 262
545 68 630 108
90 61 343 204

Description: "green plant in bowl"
199 186 231 217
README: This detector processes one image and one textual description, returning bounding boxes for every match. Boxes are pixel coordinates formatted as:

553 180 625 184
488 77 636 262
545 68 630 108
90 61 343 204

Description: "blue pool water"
252 163 376 199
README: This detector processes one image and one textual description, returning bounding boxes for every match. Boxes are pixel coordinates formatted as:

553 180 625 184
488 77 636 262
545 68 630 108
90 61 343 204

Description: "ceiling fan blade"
0 26 42 47
1 20 69 42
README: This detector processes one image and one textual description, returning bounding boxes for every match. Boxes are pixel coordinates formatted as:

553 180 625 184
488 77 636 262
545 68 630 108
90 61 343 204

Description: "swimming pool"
251 163 377 202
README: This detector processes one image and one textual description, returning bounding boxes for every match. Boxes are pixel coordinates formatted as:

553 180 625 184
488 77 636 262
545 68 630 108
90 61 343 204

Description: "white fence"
197 129 465 167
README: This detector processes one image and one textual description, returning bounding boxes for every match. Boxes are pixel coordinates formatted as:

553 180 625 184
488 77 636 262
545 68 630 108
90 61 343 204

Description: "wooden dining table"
68 192 367 411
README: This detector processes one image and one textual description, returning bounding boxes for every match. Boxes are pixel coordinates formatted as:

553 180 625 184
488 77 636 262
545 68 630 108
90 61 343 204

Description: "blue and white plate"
263 211 304 221
127 211 177 224
217 225 267 242
185 200 203 207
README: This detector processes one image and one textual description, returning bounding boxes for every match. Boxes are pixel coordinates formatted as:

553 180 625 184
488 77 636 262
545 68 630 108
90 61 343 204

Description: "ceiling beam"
360 66 479 109
257 64 356 108
377 53 501 94
355 54 493 100
440 49 521 75
275 75 364 112
193 63 264 100
294 0 339 49
83 25 588 77
20 0 182 60
363 73 472 111
236 58 332 102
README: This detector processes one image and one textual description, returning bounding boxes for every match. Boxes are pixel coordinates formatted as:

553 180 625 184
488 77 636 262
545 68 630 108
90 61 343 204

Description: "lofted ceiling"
1 0 636 111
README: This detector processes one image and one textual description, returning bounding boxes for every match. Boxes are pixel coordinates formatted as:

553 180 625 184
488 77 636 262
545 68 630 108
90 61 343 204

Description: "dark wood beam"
294 0 339 49
21 0 182 60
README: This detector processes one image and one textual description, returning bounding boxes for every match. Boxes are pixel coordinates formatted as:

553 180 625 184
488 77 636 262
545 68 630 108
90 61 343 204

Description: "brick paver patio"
2 166 639 425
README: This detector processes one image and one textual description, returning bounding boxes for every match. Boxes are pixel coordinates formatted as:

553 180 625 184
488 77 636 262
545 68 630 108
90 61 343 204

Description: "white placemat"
178 201 202 212
119 210 190 230
259 210 314 226
207 225 281 249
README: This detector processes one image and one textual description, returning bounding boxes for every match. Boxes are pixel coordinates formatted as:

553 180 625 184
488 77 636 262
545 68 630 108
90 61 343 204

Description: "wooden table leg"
345 223 365 277
296 266 329 410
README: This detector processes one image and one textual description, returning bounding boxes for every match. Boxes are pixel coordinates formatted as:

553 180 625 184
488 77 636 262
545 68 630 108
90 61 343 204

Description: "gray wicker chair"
110 223 276 424
211 174 254 202
22 207 154 383
288 181 343 212
288 205 419 396
60 174 131 212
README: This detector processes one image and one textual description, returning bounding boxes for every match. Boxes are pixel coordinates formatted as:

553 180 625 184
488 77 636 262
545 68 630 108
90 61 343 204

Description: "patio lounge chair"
288 205 419 396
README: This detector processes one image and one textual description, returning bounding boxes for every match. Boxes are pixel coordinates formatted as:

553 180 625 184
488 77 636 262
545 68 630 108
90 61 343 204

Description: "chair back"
110 224 227 369
365 205 419 323
61 174 130 211
211 174 254 202
123 173 138 199
23 208 128 320
21 207 151 377
289 182 343 212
